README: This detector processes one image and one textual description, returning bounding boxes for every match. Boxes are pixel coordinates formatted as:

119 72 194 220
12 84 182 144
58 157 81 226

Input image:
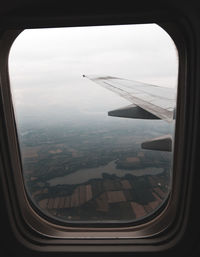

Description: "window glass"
9 24 178 224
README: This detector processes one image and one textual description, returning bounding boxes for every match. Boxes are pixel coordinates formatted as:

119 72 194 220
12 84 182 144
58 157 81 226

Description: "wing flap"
108 104 160 120
141 135 172 152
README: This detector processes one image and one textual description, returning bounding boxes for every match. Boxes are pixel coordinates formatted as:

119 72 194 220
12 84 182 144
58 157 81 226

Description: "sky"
8 24 178 127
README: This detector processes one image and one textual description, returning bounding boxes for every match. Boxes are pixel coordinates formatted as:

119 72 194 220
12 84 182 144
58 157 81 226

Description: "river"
47 160 163 186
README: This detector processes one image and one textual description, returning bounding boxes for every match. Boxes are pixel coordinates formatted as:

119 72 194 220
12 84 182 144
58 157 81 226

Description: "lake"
47 160 163 186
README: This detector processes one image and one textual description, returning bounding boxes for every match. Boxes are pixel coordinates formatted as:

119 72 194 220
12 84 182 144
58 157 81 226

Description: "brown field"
49 149 62 154
21 146 41 158
107 190 126 203
137 152 145 157
67 148 79 157
130 202 147 218
126 157 140 163
121 180 132 189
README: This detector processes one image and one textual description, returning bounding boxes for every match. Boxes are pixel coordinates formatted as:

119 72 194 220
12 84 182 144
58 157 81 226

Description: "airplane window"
8 24 178 225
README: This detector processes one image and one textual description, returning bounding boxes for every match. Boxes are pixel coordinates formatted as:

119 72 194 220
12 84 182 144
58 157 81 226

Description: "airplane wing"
83 75 176 151
83 75 176 123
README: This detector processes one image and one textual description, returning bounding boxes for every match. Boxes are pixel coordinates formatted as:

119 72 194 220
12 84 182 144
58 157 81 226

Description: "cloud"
9 24 178 125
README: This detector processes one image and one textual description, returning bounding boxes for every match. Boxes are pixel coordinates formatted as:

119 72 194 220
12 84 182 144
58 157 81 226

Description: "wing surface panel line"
83 75 176 122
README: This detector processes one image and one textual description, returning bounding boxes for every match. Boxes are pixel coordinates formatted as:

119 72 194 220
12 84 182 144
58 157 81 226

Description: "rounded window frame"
0 17 191 253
